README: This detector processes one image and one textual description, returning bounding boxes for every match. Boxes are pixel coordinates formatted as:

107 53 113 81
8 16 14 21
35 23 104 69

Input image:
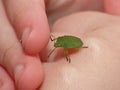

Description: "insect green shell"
54 35 83 49
48 35 86 63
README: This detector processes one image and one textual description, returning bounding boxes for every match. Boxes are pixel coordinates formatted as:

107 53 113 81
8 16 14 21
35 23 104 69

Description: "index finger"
3 0 50 54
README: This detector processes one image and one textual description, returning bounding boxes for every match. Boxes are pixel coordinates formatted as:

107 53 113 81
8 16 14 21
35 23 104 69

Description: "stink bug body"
48 35 87 63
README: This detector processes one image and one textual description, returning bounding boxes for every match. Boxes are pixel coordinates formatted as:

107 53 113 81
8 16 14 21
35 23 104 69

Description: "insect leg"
82 46 88 48
64 48 71 63
48 48 56 57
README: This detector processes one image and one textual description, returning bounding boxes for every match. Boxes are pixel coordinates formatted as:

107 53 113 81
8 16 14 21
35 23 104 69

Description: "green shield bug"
48 35 88 63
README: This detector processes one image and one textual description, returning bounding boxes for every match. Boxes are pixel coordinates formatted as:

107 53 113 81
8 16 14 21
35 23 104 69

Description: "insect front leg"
64 48 71 63
48 48 56 58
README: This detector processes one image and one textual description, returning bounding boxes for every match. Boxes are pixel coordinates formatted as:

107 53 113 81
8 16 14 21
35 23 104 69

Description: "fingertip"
20 8 50 54
104 0 120 15
23 26 50 54
14 57 44 90
4 0 50 54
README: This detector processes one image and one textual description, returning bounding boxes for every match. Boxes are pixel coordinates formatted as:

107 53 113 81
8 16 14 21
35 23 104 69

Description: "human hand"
40 12 120 90
0 0 104 90
0 0 48 89
0 67 15 90
0 0 119 90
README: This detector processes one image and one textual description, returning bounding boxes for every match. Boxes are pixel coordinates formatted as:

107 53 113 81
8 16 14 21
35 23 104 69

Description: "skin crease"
0 67 15 90
0 0 120 90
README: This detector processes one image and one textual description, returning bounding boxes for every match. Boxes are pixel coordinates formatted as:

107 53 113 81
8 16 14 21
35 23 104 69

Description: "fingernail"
14 64 24 84
21 27 31 47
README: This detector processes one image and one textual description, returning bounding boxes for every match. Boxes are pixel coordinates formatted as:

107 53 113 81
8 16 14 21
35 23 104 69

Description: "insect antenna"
48 48 56 57
50 34 57 41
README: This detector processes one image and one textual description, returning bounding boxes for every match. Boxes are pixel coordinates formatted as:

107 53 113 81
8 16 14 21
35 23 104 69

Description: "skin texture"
0 1 44 90
40 12 120 90
0 67 15 90
0 0 120 90
104 0 120 15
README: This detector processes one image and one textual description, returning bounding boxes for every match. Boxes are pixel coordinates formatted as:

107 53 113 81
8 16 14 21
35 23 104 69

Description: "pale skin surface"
40 12 120 90
0 0 120 90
